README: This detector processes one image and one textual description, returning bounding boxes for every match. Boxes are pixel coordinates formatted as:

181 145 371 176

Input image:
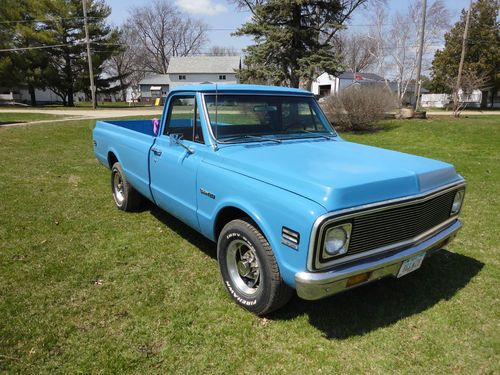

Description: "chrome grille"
346 189 456 255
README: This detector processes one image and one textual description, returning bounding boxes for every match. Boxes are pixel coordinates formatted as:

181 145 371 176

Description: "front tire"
217 218 293 315
111 162 143 211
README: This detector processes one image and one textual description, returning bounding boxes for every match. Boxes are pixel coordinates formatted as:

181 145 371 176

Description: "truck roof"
170 84 313 96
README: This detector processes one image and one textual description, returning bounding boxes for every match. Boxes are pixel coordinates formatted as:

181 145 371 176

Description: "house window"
219 75 226 80
179 75 186 80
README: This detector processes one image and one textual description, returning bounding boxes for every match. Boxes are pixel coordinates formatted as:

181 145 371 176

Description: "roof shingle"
167 56 240 74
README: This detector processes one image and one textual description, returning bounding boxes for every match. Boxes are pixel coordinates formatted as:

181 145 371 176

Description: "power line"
0 44 72 52
0 16 104 24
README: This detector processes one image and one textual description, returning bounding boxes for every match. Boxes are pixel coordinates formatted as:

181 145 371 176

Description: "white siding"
311 73 339 96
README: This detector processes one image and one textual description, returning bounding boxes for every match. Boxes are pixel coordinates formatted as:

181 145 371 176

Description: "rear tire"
217 218 293 315
111 162 143 211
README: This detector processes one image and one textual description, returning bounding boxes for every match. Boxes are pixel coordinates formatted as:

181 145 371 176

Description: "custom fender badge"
200 188 216 199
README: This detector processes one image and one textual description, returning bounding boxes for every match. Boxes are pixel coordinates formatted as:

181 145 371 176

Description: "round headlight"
324 227 348 256
451 190 464 214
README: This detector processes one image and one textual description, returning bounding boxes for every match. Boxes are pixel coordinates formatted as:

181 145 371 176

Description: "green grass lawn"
0 116 498 374
0 112 67 124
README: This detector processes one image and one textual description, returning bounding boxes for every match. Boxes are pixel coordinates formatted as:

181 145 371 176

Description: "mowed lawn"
0 115 498 374
0 112 67 125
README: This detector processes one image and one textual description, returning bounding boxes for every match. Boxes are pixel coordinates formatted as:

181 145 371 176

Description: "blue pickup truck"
93 84 465 315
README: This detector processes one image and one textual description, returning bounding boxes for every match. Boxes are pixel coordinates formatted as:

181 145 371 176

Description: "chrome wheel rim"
226 239 261 296
113 170 125 205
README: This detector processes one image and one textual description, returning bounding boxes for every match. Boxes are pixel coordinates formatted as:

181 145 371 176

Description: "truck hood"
206 139 462 211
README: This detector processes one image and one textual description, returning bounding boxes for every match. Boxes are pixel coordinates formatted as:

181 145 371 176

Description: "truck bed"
93 119 159 202
103 120 158 136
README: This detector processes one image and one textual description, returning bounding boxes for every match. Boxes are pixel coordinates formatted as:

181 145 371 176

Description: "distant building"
138 74 171 104
0 87 68 104
312 72 386 97
421 88 500 109
421 89 482 109
0 86 116 105
138 55 241 103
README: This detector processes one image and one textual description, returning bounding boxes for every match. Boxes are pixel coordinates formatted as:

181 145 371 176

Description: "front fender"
196 162 326 287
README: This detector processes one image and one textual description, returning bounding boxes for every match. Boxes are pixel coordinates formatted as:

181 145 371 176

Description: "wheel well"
107 152 118 169
214 206 254 240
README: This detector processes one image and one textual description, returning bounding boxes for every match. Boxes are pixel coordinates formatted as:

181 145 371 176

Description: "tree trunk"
67 87 74 107
120 77 126 102
289 4 302 88
63 46 74 107
28 85 36 106
290 74 300 88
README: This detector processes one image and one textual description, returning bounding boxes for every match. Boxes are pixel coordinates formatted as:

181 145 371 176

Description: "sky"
105 0 473 53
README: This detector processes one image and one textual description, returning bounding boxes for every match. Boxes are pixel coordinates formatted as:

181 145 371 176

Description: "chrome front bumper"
295 219 462 300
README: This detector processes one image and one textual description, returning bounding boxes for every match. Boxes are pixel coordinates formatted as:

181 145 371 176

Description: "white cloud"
176 0 228 15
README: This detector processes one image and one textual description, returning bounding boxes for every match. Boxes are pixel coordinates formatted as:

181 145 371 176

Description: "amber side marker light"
346 272 371 287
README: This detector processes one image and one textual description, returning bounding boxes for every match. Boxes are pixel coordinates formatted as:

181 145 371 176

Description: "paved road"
0 107 163 117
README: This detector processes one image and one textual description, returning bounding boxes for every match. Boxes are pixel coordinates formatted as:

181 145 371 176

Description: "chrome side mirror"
169 133 194 154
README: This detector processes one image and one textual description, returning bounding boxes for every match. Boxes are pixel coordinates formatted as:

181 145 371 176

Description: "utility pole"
413 0 427 111
82 0 96 109
456 0 473 98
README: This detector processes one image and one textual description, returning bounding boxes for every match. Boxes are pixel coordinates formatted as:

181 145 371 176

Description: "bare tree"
126 0 208 75
206 46 239 56
104 28 145 101
367 0 450 105
447 69 488 117
366 5 388 79
337 32 377 73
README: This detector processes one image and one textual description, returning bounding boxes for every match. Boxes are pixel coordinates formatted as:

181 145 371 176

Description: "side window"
164 95 204 144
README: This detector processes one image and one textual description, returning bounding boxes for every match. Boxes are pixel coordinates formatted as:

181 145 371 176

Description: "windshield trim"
200 93 337 146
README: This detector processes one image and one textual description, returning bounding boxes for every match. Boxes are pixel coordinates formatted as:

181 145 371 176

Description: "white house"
138 55 241 103
421 89 483 109
0 87 71 104
311 72 386 97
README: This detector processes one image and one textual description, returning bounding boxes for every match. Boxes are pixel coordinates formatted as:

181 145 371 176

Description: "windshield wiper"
217 135 282 144
285 130 337 140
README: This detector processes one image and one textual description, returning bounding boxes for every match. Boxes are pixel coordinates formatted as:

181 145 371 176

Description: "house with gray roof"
138 55 241 103
138 74 171 103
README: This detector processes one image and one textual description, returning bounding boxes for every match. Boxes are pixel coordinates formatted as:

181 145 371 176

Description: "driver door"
149 94 205 230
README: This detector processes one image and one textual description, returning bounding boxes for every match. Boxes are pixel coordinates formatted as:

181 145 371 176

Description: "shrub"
320 85 397 131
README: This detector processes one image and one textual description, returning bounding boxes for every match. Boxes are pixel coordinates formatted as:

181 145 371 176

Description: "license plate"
397 253 425 278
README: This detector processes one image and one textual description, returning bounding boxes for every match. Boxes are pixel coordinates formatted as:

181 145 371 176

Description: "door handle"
151 147 162 156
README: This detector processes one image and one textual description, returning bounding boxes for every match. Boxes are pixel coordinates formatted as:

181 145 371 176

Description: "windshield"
204 94 336 142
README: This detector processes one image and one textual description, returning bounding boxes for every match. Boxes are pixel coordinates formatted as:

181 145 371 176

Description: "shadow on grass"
270 250 483 340
148 202 217 261
144 203 482 339
0 121 23 126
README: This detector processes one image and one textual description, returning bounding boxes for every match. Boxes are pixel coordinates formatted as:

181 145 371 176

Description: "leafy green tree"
38 0 123 106
1 0 123 106
430 0 500 106
0 0 25 88
233 0 371 88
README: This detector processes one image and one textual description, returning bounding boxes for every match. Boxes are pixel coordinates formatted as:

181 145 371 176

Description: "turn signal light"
346 272 371 287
